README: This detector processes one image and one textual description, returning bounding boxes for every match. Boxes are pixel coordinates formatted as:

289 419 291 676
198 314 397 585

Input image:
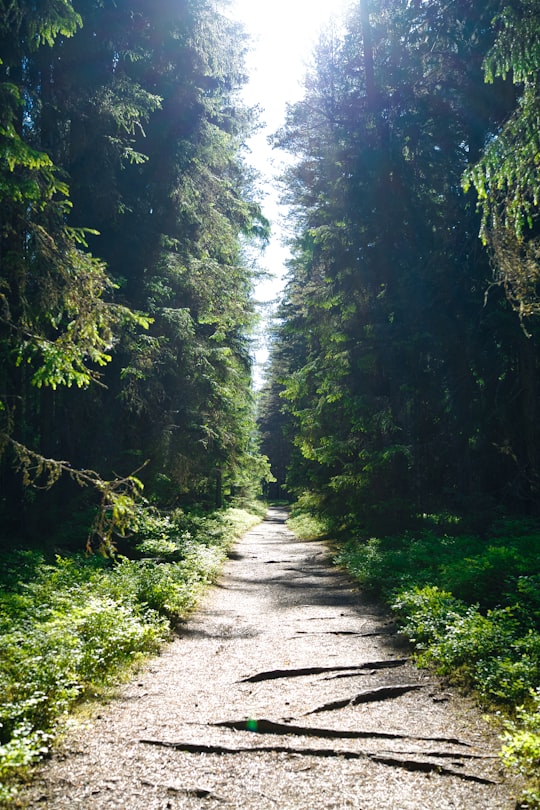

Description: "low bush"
327 513 540 806
392 588 540 704
0 584 166 802
501 689 540 808
0 505 261 802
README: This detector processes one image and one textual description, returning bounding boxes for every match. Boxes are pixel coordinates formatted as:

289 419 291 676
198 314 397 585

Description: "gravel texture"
19 508 523 809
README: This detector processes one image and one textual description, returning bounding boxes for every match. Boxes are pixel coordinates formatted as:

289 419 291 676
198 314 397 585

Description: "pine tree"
264 0 532 530
1 0 268 543
463 0 540 316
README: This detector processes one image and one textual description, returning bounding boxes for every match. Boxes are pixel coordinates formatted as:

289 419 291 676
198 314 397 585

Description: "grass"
289 508 540 808
0 504 262 803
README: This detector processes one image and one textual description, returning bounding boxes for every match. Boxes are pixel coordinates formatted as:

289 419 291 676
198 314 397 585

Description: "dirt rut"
21 508 521 809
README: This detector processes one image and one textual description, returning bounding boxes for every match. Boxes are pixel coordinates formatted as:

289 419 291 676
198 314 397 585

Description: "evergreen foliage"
3 0 540 803
0 0 270 543
260 0 540 533
464 0 540 315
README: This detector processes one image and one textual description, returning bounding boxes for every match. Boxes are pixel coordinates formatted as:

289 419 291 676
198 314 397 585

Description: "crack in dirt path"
20 508 522 809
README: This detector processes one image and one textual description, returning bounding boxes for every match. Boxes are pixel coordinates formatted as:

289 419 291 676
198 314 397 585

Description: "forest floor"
18 507 523 809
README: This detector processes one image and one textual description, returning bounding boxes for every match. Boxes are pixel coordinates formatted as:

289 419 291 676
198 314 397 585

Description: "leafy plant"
325 513 540 801
0 505 262 802
502 689 540 808
391 586 468 647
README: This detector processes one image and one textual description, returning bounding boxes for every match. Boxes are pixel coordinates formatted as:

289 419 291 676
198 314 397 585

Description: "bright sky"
227 0 351 379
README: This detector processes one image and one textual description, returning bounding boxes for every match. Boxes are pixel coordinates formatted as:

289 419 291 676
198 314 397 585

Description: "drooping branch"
5 436 147 554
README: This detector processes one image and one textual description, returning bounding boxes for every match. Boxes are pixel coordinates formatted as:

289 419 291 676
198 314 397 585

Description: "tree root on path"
210 718 477 748
295 629 397 637
305 683 425 714
139 739 498 785
141 781 226 801
239 660 408 683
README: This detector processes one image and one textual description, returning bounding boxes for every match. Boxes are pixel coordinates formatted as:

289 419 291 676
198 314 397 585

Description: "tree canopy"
3 0 540 546
0 0 269 546
259 0 540 532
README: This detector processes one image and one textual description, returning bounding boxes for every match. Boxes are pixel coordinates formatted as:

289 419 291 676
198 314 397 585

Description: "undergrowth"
0 504 262 803
294 511 540 807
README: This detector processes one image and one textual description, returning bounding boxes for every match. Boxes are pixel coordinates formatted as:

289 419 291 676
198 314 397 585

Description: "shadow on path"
20 506 520 810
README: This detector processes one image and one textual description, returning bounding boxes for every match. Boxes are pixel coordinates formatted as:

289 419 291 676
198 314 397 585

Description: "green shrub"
335 531 484 598
288 496 332 540
432 606 521 668
391 586 538 703
332 514 540 801
391 585 467 646
476 637 540 705
105 555 215 616
515 575 540 624
501 689 540 808
335 537 388 593
288 512 330 541
0 551 45 593
335 518 540 611
0 504 262 802
441 545 530 607
0 723 52 803
73 597 165 678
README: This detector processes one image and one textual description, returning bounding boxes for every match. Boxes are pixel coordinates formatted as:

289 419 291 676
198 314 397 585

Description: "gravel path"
20 508 522 809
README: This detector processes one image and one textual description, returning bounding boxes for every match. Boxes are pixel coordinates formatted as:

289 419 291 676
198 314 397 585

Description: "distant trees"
1 0 268 544
259 0 540 531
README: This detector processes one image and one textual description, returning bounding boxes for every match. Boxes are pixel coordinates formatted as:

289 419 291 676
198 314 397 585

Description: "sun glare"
227 0 351 380
231 0 350 124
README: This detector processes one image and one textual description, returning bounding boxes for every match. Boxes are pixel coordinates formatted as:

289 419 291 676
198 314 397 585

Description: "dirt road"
21 508 521 809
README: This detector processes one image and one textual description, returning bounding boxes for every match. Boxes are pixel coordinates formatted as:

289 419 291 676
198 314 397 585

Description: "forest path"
22 508 520 809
